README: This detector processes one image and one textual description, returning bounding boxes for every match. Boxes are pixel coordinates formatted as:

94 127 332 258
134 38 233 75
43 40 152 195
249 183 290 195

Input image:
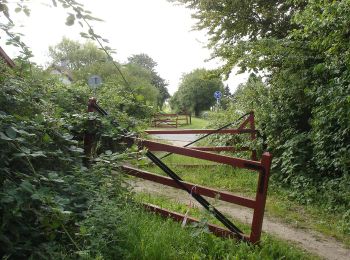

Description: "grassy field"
136 154 350 246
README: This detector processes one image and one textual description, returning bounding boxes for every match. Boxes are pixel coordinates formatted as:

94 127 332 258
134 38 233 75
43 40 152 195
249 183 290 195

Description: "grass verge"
136 154 350 246
178 117 209 129
128 192 319 259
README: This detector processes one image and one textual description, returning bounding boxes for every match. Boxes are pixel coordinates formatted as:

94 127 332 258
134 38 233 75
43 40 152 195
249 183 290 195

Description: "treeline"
49 38 169 112
177 0 349 216
170 68 228 116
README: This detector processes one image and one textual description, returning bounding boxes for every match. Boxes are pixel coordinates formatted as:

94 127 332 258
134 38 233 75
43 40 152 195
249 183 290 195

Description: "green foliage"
48 39 168 111
204 73 349 218
49 38 109 73
128 53 158 71
174 0 307 77
80 199 314 259
0 0 105 62
0 66 75 256
176 0 350 219
170 68 224 116
0 61 138 258
128 53 170 109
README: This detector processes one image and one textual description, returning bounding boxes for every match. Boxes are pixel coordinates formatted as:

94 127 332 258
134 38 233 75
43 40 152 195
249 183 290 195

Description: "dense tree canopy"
48 39 166 110
128 53 170 109
128 53 157 71
180 0 350 215
49 37 109 71
170 68 224 116
175 0 308 76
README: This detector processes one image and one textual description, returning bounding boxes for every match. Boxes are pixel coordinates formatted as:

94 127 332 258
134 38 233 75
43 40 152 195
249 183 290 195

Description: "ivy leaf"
83 14 104 22
30 151 46 158
63 133 74 140
42 133 52 143
5 127 17 139
51 0 57 7
69 146 84 153
20 180 34 194
17 129 35 136
20 147 30 154
80 32 89 38
0 132 12 141
23 7 30 16
136 95 145 101
65 14 75 26
15 7 22 13
13 153 26 158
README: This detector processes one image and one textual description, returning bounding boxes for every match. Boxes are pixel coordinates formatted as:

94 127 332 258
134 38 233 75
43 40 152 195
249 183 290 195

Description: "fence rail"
151 113 191 128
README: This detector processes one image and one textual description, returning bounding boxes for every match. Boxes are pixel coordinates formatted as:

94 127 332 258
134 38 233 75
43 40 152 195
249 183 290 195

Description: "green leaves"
5 126 17 139
65 13 75 26
20 180 35 194
0 131 12 141
170 68 224 116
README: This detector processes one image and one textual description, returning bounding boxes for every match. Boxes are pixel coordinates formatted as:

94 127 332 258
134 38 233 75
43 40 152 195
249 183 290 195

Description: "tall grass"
137 155 350 245
80 199 317 259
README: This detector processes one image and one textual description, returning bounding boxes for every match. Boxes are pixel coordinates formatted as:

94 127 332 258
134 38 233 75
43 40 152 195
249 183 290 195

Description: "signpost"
214 91 222 108
88 75 102 97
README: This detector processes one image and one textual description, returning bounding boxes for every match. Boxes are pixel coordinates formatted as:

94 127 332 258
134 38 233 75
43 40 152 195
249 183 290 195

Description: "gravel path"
151 133 199 146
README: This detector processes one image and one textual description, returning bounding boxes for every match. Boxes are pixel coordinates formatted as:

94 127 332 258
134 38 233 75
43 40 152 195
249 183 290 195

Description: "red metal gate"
83 99 272 243
121 112 272 244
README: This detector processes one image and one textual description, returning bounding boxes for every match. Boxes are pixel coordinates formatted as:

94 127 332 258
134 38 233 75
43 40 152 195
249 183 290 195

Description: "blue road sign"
214 91 222 100
88 75 102 89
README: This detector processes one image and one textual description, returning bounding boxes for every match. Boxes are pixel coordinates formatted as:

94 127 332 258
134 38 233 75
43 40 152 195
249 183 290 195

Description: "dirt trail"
134 133 350 260
131 179 349 260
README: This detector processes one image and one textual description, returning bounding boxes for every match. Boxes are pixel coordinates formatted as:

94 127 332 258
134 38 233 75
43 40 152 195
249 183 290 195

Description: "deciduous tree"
128 53 170 109
170 68 224 116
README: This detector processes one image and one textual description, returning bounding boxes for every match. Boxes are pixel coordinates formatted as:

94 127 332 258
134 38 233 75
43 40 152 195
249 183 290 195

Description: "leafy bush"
204 74 349 235
0 62 136 258
175 1 350 223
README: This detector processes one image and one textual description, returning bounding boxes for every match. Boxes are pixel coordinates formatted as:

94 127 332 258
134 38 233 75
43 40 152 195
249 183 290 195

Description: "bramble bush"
0 62 143 258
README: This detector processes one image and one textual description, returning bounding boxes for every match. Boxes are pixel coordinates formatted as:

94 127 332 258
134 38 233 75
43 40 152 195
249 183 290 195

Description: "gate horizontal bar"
145 129 257 134
122 165 256 209
192 146 250 152
137 139 262 170
143 203 249 241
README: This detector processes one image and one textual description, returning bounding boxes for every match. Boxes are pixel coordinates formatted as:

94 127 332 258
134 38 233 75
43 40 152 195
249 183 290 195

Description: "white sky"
0 0 248 94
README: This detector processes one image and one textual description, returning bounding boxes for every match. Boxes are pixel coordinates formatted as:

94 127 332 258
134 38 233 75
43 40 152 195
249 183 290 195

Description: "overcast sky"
0 0 248 94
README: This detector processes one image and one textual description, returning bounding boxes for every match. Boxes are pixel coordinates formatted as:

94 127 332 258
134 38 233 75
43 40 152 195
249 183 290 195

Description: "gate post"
249 152 272 243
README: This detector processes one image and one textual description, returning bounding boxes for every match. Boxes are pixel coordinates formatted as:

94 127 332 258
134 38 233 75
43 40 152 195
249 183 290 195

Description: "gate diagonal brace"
146 150 246 240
